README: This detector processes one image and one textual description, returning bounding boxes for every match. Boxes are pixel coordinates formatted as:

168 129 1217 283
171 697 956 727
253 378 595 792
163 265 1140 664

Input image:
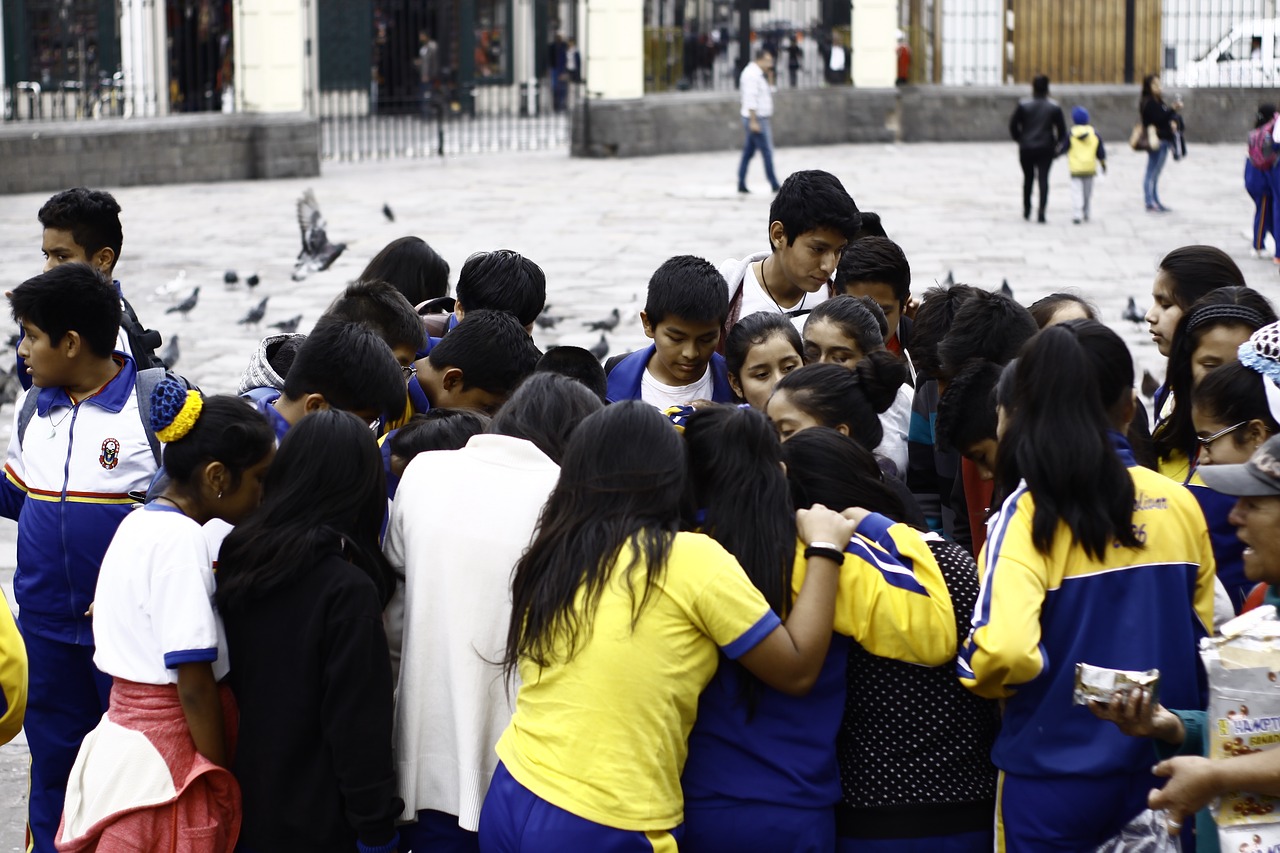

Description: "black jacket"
1142 98 1177 141
1009 96 1067 153
226 552 402 853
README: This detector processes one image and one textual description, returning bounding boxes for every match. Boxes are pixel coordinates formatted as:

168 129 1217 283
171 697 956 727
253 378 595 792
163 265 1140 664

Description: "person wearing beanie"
1067 105 1107 225
1009 74 1067 223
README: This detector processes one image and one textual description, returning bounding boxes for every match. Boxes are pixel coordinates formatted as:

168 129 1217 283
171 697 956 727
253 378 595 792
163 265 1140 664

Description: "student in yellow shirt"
479 401 855 852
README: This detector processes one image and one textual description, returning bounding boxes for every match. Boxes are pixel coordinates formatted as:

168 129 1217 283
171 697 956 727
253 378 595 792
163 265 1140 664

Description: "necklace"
760 260 806 315
47 406 72 439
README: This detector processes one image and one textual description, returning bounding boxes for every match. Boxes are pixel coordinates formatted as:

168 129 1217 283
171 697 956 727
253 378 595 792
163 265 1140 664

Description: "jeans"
1019 147 1054 218
738 116 780 191
1144 140 1171 207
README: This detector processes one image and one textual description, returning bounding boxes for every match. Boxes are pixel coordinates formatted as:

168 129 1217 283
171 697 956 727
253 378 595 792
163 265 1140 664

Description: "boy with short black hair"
416 309 542 415
934 359 1003 480
1 263 169 853
935 289 1038 383
26 187 164 387
606 255 734 407
453 249 548 332
535 345 609 402
255 318 408 439
834 237 912 355
718 170 862 337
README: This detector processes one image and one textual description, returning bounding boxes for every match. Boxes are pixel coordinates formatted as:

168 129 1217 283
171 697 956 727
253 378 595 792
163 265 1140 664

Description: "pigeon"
1000 279 1014 299
0 365 20 408
158 334 180 370
588 334 609 361
1141 369 1160 399
269 314 303 334
246 273 260 290
292 189 347 281
585 308 621 332
382 203 395 223
152 270 187 301
941 270 955 287
238 297 270 326
164 287 200 318
535 313 562 330
1122 296 1145 323
224 270 239 285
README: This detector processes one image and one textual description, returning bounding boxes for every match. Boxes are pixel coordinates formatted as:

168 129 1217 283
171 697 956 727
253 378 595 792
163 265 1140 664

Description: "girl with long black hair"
479 401 855 853
960 321 1215 849
678 407 957 853
217 410 403 853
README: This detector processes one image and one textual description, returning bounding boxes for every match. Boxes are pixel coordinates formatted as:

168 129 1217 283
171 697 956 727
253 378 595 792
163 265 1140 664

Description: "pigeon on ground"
152 270 187 301
941 270 955 287
1000 279 1014 299
246 273 260 290
586 308 621 332
224 270 239 285
238 297 270 326
589 334 609 361
1122 297 1145 323
535 313 562 329
269 314 303 334
165 287 200 318
382 203 395 223
158 335 180 370
292 189 347 281
1141 369 1160 399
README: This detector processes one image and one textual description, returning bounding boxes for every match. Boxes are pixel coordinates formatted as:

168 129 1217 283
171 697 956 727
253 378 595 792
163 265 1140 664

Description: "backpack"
120 295 168 371
1249 116 1278 171
16 367 193 467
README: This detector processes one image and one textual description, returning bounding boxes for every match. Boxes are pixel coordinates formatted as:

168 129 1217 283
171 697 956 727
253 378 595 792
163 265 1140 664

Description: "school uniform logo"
99 438 121 470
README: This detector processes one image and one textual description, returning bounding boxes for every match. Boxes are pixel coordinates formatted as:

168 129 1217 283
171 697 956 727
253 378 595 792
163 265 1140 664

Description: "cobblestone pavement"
0 139 1270 841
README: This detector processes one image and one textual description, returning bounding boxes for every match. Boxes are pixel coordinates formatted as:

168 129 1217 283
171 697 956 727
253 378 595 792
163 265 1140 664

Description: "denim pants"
738 116 780 191
1144 140 1171 207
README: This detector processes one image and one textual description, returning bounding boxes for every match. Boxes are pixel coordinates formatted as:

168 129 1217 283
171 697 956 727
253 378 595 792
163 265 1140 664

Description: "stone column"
234 0 307 112
120 0 168 116
851 0 897 87
578 0 643 99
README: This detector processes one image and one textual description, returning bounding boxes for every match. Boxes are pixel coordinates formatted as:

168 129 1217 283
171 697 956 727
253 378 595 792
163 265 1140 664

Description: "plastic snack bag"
1203 606 1280 848
1094 809 1179 852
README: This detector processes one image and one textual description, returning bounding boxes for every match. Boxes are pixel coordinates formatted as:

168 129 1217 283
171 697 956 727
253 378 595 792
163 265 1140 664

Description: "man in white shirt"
738 48 780 194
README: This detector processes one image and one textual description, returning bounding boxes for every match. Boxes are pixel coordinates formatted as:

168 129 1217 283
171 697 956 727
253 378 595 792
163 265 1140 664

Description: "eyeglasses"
402 362 418 382
1197 421 1248 450
366 416 382 432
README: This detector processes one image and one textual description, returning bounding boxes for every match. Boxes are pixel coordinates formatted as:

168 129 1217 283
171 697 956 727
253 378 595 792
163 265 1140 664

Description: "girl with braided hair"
56 378 275 852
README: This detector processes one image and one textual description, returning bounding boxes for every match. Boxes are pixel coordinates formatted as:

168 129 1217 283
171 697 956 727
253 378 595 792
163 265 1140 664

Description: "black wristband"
804 544 845 564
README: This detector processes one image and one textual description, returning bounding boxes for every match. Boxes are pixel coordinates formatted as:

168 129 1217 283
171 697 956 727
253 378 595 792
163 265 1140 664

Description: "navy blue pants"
23 629 111 853
478 762 681 852
682 802 834 852
996 770 1150 852
404 809 480 853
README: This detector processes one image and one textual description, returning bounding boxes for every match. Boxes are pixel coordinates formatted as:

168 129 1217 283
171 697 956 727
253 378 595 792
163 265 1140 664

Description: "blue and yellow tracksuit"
0 356 158 853
958 434 1215 851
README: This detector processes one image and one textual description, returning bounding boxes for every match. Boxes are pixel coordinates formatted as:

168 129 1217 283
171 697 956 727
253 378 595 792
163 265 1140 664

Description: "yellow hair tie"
155 390 203 443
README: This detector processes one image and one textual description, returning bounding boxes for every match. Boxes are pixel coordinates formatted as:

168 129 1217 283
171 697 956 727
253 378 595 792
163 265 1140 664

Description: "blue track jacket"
605 346 734 405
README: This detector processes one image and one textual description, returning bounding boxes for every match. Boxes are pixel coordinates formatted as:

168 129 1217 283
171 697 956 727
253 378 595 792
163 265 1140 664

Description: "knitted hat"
1072 106 1089 125
150 376 203 443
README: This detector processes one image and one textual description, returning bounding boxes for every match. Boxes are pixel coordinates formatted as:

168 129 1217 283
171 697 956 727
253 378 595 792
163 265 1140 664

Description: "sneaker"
1154 203 1171 213
1272 256 1280 265
1252 248 1263 259
1037 213 1046 224
737 185 749 194
1072 219 1082 225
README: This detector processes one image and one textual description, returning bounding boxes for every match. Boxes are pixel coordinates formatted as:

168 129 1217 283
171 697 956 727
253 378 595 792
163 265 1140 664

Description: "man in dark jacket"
1009 74 1067 223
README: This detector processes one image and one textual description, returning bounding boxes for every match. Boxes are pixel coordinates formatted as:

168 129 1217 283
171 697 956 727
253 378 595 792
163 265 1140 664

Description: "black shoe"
1023 207 1031 221
737 185 750 194
1037 212 1046 224
1072 219 1081 225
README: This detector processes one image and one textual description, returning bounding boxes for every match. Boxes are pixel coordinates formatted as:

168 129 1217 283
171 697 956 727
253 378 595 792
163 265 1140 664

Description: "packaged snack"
1072 663 1160 706
1203 606 1280 847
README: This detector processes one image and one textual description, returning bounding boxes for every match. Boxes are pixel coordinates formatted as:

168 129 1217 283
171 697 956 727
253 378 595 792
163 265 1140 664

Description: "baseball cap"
1199 434 1280 497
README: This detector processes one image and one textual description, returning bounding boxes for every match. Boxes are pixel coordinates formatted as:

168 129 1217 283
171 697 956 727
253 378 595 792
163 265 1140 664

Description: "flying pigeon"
1000 279 1014 299
1122 297 1145 323
269 314 303 334
158 334 180 370
586 308 621 332
382 203 395 223
224 270 239 285
152 270 187 301
238 297 270 326
292 189 347 281
165 287 200 318
1141 369 1160 400
589 334 609 362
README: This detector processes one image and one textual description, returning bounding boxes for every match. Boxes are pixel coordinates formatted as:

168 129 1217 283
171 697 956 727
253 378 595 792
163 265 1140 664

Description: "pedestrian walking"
1245 103 1279 258
1067 106 1107 224
1009 74 1066 223
1141 74 1182 213
738 48 780 195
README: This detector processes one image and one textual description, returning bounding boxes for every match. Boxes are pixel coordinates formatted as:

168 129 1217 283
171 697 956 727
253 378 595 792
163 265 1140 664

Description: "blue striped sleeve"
721 609 782 660
845 515 929 596
164 647 218 668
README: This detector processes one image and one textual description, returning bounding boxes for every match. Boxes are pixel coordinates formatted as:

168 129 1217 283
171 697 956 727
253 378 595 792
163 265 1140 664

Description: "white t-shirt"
641 365 715 410
92 504 228 685
738 262 831 323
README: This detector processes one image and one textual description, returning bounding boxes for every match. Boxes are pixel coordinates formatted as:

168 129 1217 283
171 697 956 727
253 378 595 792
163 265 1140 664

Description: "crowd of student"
0 175 1277 853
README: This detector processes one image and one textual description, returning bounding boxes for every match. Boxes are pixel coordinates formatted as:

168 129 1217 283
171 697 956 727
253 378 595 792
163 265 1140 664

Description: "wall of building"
574 83 1272 157
0 112 318 194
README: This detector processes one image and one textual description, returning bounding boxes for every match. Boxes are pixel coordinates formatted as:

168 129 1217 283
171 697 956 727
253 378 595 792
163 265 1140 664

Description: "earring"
217 491 223 500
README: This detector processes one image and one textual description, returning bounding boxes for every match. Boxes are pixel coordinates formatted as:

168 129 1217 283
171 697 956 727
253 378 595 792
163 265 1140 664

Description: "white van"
1175 19 1280 87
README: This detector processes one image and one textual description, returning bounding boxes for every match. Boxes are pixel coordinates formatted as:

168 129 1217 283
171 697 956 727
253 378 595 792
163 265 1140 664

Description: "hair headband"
150 376 203 443
1186 304 1267 335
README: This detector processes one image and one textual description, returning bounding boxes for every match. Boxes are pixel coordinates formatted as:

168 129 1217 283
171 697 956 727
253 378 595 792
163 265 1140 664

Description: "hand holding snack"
1089 685 1185 745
